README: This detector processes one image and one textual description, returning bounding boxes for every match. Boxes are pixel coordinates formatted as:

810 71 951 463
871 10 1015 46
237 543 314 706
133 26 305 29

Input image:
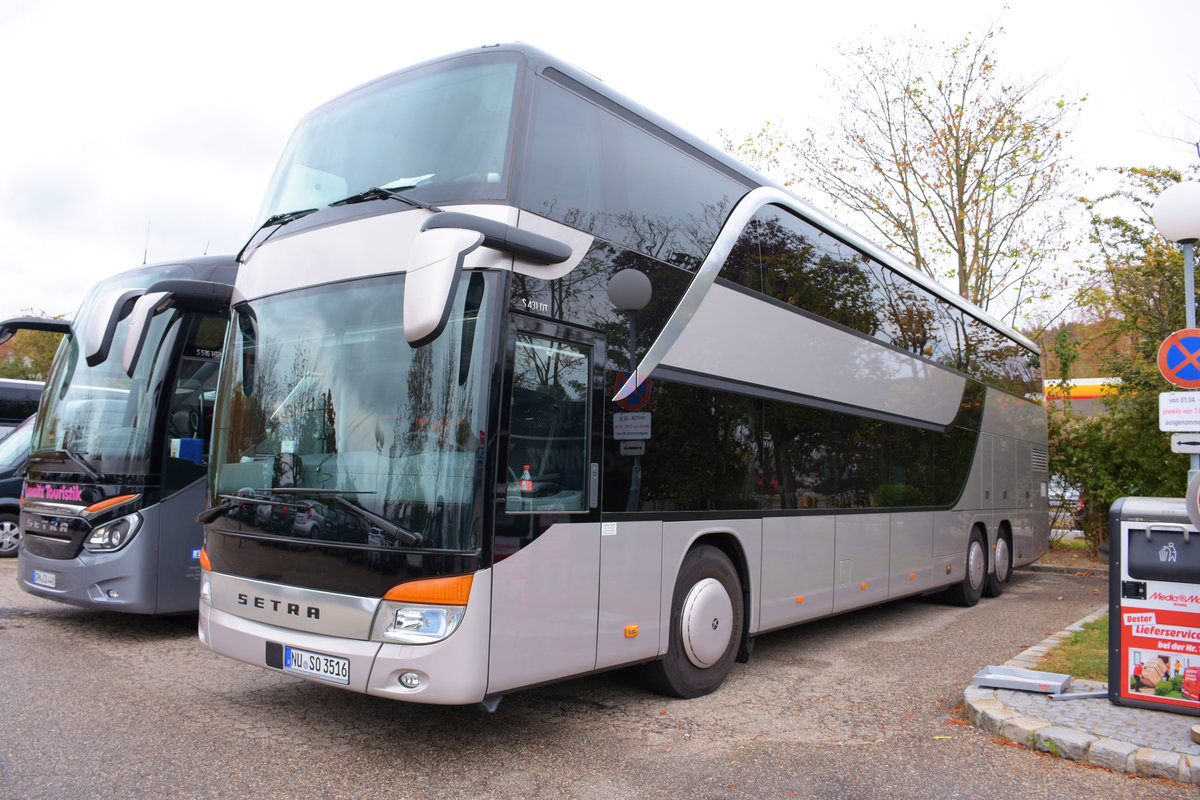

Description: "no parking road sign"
1158 328 1200 389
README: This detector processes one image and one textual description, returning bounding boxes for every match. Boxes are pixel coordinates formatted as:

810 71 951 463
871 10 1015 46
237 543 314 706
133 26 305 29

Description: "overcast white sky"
1 0 1196 319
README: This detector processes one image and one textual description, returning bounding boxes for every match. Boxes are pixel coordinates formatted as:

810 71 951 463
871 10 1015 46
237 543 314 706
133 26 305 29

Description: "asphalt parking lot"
1 558 1192 799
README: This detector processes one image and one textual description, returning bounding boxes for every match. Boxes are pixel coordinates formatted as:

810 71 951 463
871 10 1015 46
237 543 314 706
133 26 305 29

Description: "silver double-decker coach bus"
3 257 235 614
167 44 1046 706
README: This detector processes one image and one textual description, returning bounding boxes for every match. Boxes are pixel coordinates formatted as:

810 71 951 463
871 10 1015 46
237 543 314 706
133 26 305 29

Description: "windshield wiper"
199 493 286 524
40 448 102 481
219 487 424 546
263 208 319 227
237 208 320 262
329 185 441 213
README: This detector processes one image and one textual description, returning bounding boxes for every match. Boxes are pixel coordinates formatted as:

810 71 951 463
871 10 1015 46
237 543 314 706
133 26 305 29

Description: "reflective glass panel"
211 273 494 552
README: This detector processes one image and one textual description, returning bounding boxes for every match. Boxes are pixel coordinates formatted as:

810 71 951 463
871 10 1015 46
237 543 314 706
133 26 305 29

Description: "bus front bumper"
17 536 163 614
198 570 492 706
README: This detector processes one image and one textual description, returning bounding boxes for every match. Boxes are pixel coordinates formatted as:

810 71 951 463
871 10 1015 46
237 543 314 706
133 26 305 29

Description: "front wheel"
945 528 986 607
0 512 20 557
643 545 743 698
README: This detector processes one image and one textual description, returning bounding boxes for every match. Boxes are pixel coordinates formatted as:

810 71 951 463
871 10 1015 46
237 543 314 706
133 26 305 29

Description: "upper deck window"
257 54 521 223
723 205 1042 396
520 79 750 269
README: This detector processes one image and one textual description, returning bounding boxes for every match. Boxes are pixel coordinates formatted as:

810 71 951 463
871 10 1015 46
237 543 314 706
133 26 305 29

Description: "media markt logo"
23 483 84 502
1150 590 1200 607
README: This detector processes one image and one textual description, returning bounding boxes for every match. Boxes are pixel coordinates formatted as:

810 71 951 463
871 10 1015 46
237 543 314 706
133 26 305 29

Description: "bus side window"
504 335 590 514
164 317 227 494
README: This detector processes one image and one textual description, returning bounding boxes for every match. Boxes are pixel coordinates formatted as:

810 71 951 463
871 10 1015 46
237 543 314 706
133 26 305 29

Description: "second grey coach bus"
154 45 1047 705
4 257 235 614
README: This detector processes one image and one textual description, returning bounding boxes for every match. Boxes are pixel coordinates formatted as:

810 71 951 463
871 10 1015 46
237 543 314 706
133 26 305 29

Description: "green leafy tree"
723 25 1082 327
0 309 65 381
1049 166 1199 548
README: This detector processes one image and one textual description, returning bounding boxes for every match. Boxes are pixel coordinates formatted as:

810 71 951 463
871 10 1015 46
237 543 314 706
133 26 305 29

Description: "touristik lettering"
23 483 84 502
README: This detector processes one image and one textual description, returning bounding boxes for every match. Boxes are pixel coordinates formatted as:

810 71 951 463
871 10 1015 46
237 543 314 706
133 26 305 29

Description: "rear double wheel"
983 530 1011 598
644 545 743 698
945 527 986 607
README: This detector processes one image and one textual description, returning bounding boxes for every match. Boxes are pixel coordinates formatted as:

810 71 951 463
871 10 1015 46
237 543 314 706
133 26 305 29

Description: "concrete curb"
1018 562 1109 578
963 607 1200 784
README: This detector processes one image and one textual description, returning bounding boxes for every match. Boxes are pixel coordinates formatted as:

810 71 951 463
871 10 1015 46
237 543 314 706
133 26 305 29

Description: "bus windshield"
210 272 494 553
256 53 521 223
31 272 193 479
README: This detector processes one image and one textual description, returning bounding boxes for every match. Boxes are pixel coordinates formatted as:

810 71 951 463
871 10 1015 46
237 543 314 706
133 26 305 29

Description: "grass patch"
1049 537 1089 551
1038 616 1107 681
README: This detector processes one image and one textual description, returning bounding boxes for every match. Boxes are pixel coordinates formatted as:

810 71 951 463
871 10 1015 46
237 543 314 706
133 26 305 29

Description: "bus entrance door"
488 317 605 695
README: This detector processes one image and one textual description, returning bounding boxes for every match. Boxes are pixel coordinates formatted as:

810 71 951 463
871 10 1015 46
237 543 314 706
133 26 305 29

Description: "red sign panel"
1158 328 1200 388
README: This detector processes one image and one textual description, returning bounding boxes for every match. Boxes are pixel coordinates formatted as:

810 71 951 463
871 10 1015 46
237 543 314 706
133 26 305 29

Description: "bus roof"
301 43 1038 355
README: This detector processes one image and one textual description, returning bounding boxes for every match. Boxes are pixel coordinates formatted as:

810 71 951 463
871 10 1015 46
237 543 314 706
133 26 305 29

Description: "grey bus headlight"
371 575 473 644
373 602 465 644
199 571 213 606
83 512 142 553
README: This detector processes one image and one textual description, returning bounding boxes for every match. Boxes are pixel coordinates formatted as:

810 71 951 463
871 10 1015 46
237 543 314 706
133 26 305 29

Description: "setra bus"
3 256 235 614
167 45 1046 706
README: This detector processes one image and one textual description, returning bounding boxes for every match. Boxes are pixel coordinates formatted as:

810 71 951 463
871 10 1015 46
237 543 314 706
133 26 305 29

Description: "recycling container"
1109 496 1200 715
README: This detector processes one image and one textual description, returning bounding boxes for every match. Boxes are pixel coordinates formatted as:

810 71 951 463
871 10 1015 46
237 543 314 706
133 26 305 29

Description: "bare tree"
727 26 1081 326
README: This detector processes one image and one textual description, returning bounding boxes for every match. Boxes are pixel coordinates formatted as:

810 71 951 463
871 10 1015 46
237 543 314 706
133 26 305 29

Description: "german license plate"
283 646 349 685
32 569 56 588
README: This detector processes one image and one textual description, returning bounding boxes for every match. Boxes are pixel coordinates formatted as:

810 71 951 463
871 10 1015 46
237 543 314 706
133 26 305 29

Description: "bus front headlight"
83 512 142 553
370 574 473 645
376 603 465 644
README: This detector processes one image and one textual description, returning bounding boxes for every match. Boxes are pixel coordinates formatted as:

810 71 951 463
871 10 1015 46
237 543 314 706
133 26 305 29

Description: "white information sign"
613 412 652 440
619 440 646 456
1158 392 1200 432
1171 433 1200 454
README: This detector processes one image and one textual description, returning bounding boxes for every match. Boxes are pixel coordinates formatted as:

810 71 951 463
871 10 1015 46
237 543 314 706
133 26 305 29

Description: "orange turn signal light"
199 547 212 572
384 574 473 605
85 493 140 514
624 624 639 638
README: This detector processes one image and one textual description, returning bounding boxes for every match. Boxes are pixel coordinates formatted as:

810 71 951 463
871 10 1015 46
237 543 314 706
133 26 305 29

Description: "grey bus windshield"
33 276 187 478
256 54 520 224
210 272 493 553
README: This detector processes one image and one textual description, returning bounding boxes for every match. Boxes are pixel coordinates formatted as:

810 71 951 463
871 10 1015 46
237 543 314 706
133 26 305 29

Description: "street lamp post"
1153 181 1200 477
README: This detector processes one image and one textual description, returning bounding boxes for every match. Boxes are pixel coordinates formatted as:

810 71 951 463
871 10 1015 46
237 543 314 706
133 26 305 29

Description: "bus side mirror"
403 212 572 347
121 280 235 376
404 227 484 347
0 316 73 346
85 288 144 367
122 291 172 376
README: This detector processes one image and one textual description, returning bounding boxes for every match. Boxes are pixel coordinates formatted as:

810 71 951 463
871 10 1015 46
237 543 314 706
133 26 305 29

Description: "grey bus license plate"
283 646 350 685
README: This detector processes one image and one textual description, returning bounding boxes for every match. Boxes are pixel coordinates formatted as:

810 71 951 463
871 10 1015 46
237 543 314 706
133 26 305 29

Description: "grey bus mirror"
84 288 144 367
404 227 485 347
404 212 571 347
122 291 172 377
0 316 73 346
120 280 235 377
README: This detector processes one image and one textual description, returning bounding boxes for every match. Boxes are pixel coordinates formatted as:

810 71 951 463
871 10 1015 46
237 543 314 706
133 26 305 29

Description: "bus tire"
643 544 743 699
982 529 1011 598
945 528 986 607
0 511 19 557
